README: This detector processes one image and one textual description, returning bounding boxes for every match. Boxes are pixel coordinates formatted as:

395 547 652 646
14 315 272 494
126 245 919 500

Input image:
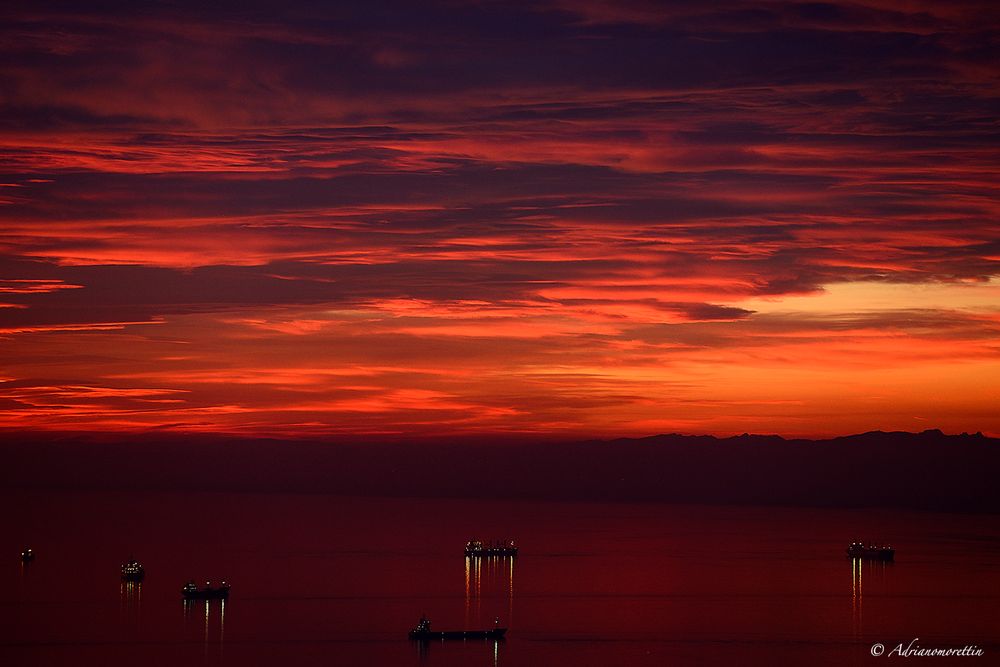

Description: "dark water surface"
3 491 998 665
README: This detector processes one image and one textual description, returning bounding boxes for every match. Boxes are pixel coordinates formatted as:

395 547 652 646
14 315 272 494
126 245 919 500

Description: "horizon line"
0 426 996 445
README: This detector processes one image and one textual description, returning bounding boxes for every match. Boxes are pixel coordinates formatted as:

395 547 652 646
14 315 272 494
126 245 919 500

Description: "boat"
121 557 145 581
408 616 506 641
846 542 895 561
21 548 35 563
182 580 230 600
465 540 518 557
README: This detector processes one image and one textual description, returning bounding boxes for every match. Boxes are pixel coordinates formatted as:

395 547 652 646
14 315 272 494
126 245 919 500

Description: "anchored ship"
408 616 506 641
846 542 895 561
21 547 35 563
465 540 518 558
121 557 145 581
182 580 230 600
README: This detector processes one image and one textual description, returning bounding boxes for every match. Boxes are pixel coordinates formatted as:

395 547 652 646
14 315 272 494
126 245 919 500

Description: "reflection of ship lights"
851 556 863 638
851 554 889 640
464 551 515 632
509 555 514 626
120 580 142 610
465 556 471 626
185 596 227 651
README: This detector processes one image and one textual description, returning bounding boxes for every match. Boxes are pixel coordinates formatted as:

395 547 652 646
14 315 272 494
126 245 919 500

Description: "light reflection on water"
182 597 226 660
850 556 892 642
120 580 141 607
465 554 514 630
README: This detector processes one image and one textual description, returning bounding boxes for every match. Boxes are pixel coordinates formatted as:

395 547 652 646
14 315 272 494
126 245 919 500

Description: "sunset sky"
1 0 998 439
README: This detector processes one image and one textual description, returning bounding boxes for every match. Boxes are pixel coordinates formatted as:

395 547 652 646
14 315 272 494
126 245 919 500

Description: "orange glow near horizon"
1 2 998 439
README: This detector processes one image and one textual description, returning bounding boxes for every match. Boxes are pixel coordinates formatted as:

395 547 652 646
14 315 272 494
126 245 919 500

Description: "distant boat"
408 616 506 641
465 540 518 557
847 542 895 561
121 557 145 581
182 580 230 600
21 548 35 563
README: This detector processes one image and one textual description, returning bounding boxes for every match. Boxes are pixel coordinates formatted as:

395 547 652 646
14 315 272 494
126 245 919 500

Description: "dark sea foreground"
2 491 998 666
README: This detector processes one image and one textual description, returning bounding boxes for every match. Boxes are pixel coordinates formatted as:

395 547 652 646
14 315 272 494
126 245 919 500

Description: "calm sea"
2 491 998 665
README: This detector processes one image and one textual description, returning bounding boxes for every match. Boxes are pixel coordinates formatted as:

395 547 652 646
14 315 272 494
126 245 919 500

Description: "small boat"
121 557 145 581
21 548 35 563
465 540 518 558
847 542 894 561
408 616 507 641
182 580 230 600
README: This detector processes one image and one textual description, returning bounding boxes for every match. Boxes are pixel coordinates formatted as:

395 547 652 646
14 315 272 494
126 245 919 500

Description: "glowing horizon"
1 1 998 439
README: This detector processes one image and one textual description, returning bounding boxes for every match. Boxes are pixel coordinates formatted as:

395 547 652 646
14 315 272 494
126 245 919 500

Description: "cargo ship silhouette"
408 616 506 640
182 580 230 600
121 557 145 581
465 540 518 557
846 542 894 561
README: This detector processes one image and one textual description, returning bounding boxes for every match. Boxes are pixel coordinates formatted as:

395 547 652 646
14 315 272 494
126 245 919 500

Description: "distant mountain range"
1 429 997 512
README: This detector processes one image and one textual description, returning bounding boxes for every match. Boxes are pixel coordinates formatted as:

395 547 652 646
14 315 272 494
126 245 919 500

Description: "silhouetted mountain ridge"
0 429 997 512
611 428 988 446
